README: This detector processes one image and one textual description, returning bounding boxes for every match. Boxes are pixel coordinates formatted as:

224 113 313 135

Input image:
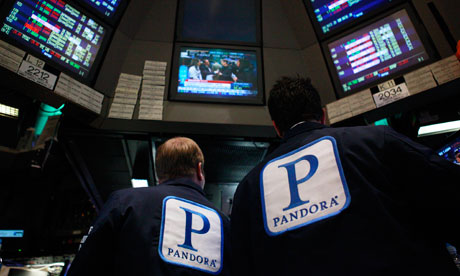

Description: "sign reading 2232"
260 136 351 236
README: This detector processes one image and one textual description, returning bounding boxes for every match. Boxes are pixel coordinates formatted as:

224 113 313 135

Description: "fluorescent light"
131 179 149 188
418 120 460 137
0 103 19 118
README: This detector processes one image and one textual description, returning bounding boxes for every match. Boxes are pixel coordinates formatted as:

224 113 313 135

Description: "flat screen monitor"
0 0 112 83
437 132 460 165
80 0 121 18
176 0 261 45
75 0 128 25
305 0 402 38
323 7 434 97
169 45 264 105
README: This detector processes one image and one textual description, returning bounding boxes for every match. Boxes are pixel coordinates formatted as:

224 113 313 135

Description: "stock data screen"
81 0 121 19
327 9 429 93
1 0 107 78
310 0 395 35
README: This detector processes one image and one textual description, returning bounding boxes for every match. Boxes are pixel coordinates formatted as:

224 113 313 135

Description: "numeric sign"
18 60 57 90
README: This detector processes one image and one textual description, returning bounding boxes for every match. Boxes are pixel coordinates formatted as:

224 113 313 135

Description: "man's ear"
321 107 327 125
196 162 204 182
272 121 283 138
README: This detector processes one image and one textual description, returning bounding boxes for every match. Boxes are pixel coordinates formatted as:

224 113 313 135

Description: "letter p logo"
261 137 351 236
178 207 210 252
159 196 223 274
278 155 318 211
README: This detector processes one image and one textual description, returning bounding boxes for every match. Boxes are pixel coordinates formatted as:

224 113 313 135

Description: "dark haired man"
200 59 214 80
231 76 460 275
68 137 231 276
217 59 234 82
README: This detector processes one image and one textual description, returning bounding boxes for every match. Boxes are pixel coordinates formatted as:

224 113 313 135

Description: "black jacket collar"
282 121 328 142
160 177 205 196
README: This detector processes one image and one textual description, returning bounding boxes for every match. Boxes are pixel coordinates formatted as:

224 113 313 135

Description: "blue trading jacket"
231 121 460 276
67 178 231 276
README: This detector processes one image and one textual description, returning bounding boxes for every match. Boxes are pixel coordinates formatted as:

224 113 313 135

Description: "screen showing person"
0 0 107 79
177 47 258 98
308 0 398 35
327 9 429 94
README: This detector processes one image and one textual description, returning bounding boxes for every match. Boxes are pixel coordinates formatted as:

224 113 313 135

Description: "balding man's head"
155 137 205 186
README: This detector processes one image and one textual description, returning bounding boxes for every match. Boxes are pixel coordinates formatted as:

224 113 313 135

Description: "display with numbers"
81 0 121 18
322 5 436 98
77 0 128 25
304 0 403 38
0 0 112 83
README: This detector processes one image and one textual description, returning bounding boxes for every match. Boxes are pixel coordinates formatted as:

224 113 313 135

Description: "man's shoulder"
327 125 387 135
106 186 159 205
251 125 388 173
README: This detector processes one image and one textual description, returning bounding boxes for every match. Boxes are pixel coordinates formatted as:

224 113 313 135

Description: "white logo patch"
261 136 350 236
159 196 223 274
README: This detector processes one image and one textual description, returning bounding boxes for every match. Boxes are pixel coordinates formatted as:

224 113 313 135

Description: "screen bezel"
169 43 265 105
303 0 405 41
321 3 438 99
175 0 262 47
67 0 129 26
0 0 114 86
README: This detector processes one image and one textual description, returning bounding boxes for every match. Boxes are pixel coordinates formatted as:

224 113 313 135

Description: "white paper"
404 66 437 95
0 53 21 72
0 47 24 63
113 96 138 105
429 55 460 85
143 79 165 86
0 39 26 59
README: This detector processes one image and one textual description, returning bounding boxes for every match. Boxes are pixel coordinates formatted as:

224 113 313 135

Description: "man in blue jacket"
68 137 231 276
231 76 460 275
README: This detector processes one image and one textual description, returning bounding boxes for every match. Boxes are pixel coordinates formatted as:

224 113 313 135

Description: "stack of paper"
326 97 352 124
348 89 376 116
404 66 437 95
429 55 460 85
0 39 26 72
108 73 142 119
54 73 104 114
139 61 167 120
326 89 376 124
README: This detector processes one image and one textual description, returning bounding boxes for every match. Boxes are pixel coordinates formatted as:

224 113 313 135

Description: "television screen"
177 0 260 44
169 45 264 105
326 9 430 95
80 0 121 19
0 0 109 81
437 133 460 165
306 0 400 36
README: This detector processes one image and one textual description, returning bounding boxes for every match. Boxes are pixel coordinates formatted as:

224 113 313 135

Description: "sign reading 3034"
18 60 57 90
